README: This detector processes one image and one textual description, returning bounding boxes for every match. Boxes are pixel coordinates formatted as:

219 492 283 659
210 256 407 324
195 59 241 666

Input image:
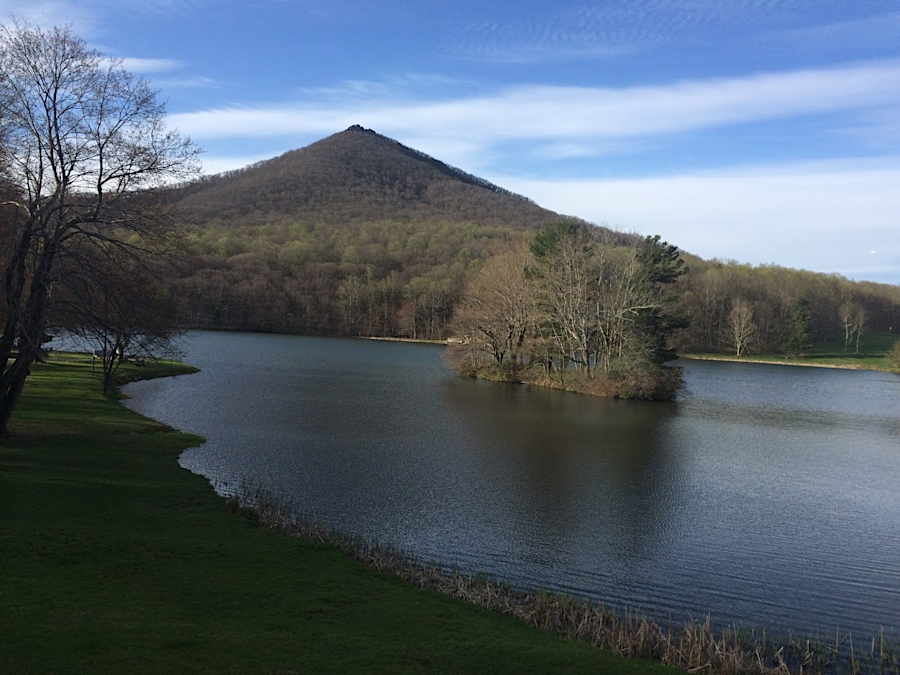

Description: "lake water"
124 330 900 641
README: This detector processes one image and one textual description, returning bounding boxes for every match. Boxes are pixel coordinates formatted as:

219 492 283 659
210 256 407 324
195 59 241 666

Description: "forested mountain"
167 126 605 337
174 125 560 228
166 126 900 353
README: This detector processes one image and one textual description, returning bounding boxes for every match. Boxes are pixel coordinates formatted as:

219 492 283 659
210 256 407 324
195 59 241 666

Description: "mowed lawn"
683 330 900 370
0 354 679 675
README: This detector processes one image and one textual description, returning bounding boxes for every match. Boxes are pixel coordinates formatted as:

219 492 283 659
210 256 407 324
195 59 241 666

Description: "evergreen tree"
783 298 813 356
634 236 689 364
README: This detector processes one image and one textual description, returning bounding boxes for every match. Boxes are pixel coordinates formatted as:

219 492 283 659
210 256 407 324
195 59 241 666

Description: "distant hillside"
164 126 900 347
174 125 563 228
167 126 595 338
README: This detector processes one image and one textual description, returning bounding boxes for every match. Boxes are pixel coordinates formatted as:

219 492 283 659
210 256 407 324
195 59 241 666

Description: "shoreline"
678 353 892 372
465 369 680 401
5 354 677 675
359 335 449 345
179 328 899 376
237 483 899 675
28 353 895 675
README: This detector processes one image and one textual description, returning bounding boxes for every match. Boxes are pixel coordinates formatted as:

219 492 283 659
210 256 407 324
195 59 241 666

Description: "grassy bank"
0 354 677 674
241 486 900 675
681 331 900 371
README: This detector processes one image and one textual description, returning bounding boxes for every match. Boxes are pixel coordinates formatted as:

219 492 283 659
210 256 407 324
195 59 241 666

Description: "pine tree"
783 298 813 356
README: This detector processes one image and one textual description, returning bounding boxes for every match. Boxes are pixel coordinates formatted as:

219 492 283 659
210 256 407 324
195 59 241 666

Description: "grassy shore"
681 331 900 371
0 353 678 675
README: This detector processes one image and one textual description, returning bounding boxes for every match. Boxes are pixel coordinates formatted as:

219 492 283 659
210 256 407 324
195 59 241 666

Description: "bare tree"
0 20 199 433
446 223 686 400
529 225 684 392
726 298 757 356
838 302 865 354
593 244 661 372
851 305 865 355
447 242 531 374
337 275 364 335
56 251 182 394
693 268 727 350
531 225 596 377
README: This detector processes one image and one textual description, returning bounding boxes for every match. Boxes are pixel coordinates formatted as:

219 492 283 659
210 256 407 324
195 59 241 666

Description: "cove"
124 330 900 641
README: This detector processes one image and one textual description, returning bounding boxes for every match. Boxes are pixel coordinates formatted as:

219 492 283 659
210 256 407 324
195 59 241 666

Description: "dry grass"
231 484 899 675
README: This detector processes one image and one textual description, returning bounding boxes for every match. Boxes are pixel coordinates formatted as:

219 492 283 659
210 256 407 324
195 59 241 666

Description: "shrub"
887 341 900 370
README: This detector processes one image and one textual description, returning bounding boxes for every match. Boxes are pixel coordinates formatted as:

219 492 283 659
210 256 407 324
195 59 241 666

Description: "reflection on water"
124 331 900 640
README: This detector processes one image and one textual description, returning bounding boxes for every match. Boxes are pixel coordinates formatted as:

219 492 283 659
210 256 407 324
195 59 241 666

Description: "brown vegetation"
236 483 898 675
173 125 560 228
447 223 686 400
161 126 900 359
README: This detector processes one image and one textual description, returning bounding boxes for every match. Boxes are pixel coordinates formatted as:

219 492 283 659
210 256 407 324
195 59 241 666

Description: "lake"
124 330 900 641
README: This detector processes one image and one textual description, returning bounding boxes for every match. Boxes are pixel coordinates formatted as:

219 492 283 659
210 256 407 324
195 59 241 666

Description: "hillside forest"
165 127 900 363
8 123 897 375
169 209 900 348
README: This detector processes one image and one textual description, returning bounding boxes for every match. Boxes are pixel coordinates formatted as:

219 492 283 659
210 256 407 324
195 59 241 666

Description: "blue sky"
4 1 900 282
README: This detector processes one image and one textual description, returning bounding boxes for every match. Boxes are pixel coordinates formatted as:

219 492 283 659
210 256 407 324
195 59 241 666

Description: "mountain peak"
175 128 562 228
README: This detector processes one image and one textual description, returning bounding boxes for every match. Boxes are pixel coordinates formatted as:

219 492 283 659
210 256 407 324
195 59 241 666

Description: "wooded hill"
174 125 561 228
167 126 900 353
168 125 613 338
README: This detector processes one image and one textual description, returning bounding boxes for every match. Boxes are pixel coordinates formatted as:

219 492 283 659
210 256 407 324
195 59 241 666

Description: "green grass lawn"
0 354 680 675
682 331 900 370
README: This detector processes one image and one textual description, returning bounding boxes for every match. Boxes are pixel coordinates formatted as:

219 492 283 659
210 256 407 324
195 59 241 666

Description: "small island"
446 222 686 401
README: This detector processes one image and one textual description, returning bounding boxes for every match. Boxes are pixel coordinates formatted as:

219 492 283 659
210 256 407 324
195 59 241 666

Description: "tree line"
168 218 523 339
673 257 900 356
166 211 900 363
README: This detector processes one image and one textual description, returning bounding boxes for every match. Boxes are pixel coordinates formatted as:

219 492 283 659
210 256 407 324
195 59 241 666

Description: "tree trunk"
0 359 31 435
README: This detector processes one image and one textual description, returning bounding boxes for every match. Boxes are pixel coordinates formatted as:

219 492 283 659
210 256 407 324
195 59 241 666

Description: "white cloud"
119 57 182 73
2 6 185 77
496 159 900 282
168 59 900 149
197 153 278 176
155 75 225 90
0 1 100 36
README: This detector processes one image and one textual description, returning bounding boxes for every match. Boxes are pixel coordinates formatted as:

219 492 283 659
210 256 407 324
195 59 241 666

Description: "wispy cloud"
111 0 203 16
1 0 208 30
451 0 816 63
119 57 183 73
568 0 865 38
452 5 645 63
532 142 606 160
761 11 900 52
168 59 900 154
450 1 897 65
198 152 275 176
3 4 188 75
155 75 226 90
0 0 101 36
